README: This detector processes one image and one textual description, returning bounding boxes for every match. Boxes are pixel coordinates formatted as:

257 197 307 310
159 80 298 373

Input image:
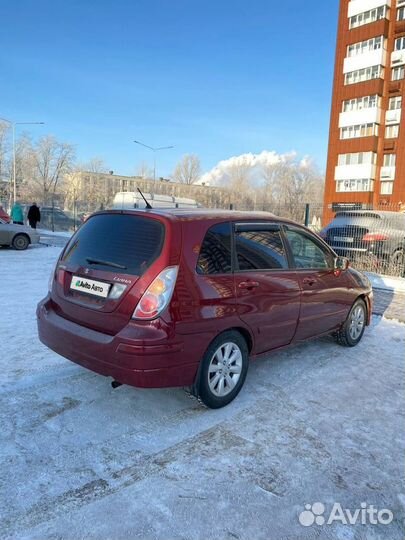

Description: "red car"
37 209 373 408
0 206 10 223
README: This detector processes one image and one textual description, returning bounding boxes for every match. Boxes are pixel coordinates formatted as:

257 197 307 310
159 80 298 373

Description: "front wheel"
12 234 29 250
335 299 367 347
196 331 249 409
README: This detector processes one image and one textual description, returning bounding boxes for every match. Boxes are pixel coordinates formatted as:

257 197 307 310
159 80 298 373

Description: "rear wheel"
196 331 249 409
335 298 367 347
12 234 29 250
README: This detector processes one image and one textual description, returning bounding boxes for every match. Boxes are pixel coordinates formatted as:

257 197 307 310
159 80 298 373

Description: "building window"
388 96 402 110
383 154 396 167
395 37 405 51
392 66 405 80
337 152 377 166
344 65 383 85
349 6 388 29
336 179 374 192
342 94 380 112
347 36 384 57
398 6 405 21
380 182 393 195
385 124 399 138
341 123 379 139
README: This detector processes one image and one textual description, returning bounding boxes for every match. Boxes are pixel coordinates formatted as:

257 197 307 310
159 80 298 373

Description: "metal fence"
3 194 404 278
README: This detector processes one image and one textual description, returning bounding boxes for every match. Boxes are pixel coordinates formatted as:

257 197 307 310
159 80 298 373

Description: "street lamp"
133 139 174 182
0 117 45 204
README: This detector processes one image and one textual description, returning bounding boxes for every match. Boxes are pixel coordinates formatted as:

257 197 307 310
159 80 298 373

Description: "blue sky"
0 0 339 177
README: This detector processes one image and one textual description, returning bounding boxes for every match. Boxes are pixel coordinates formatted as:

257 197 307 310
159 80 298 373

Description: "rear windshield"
61 214 164 276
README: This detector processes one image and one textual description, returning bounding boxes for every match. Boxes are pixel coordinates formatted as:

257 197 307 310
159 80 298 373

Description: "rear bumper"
331 245 390 261
37 297 202 388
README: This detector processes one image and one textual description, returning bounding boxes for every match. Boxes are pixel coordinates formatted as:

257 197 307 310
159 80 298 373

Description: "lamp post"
133 139 174 183
0 117 44 204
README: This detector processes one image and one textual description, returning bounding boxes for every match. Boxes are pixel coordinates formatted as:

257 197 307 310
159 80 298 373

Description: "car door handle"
238 281 260 290
303 277 316 286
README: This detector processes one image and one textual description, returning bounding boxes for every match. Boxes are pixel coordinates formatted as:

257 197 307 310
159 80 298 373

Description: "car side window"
197 222 232 274
235 228 288 270
285 228 333 269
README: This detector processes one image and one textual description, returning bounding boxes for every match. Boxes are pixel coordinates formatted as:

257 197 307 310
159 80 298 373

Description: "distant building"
64 171 231 212
324 0 405 222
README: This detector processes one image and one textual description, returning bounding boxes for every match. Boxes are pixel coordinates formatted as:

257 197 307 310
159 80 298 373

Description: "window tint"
62 214 164 276
235 229 288 270
285 228 332 269
197 222 232 274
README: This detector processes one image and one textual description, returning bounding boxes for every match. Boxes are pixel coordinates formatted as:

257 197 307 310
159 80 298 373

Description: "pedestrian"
27 202 41 229
10 201 24 225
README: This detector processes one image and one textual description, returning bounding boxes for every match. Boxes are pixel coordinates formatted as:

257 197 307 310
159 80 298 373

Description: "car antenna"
137 188 152 209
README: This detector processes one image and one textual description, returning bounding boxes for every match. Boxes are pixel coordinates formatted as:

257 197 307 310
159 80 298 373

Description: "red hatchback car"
37 209 373 408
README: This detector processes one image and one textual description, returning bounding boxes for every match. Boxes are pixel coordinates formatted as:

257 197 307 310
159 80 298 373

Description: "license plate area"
333 236 354 243
70 275 111 298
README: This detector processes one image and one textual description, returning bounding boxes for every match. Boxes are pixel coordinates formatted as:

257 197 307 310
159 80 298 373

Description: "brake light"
132 266 178 320
362 233 389 242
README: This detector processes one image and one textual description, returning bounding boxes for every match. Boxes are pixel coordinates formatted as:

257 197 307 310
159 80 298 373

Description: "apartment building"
324 0 405 222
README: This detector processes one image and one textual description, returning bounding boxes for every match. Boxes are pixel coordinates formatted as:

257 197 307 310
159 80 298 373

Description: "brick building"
324 0 405 222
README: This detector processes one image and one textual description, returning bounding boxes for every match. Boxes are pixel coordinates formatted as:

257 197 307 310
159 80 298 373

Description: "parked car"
0 206 10 223
0 218 40 249
38 207 76 231
37 209 373 408
320 210 405 272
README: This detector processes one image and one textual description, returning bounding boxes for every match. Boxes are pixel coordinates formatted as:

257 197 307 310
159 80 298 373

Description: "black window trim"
233 221 292 273
282 224 336 271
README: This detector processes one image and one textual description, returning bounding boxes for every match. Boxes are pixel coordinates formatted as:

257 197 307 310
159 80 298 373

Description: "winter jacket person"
10 202 24 225
27 203 41 229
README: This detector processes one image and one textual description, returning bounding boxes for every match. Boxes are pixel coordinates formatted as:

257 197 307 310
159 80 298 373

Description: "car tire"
335 298 367 347
196 330 249 409
12 234 30 251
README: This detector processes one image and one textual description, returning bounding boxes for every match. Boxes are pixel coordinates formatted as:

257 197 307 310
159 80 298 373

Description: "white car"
0 218 40 250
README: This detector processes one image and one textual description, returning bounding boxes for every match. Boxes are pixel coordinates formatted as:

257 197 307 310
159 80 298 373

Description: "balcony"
395 20 405 34
385 108 402 124
335 163 377 181
380 166 396 180
391 49 405 67
344 50 387 73
339 107 381 128
348 0 391 18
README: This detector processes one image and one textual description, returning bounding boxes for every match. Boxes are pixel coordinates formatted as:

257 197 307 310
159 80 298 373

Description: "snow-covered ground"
365 271 405 294
0 246 404 539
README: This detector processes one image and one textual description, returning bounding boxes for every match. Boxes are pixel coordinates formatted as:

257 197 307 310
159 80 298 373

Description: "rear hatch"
51 212 169 335
325 212 381 251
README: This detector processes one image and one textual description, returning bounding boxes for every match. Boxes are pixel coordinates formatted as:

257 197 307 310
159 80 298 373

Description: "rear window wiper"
85 257 127 270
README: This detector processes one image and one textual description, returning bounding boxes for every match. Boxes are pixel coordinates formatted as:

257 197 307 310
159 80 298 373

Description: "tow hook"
111 380 123 389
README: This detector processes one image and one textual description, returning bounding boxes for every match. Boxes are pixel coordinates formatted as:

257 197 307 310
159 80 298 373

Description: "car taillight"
132 266 178 320
362 233 389 242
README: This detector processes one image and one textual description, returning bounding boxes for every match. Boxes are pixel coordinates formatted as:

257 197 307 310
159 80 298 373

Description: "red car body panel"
0 208 10 223
37 209 373 389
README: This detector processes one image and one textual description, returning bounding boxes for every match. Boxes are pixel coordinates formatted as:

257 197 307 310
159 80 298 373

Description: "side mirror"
335 256 350 271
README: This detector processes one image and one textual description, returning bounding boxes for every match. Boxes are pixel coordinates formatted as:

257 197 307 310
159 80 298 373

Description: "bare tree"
30 136 75 205
0 121 10 182
82 157 108 174
173 154 201 185
135 161 153 179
